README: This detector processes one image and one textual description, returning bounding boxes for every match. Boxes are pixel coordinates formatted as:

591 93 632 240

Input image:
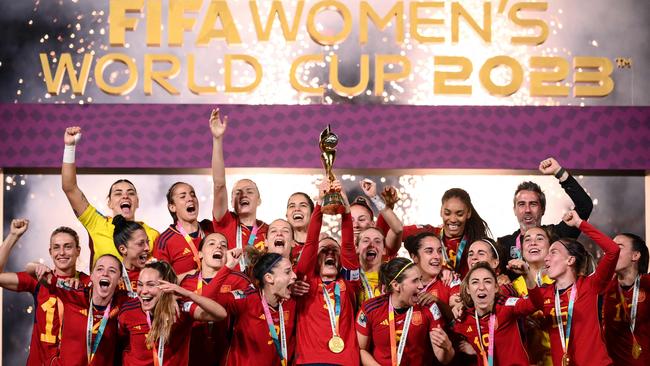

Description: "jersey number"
40 297 58 344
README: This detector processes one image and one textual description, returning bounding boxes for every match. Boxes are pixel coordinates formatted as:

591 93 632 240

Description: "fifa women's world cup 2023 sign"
38 0 618 101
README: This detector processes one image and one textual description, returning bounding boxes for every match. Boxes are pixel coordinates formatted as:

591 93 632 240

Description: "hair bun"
112 214 127 228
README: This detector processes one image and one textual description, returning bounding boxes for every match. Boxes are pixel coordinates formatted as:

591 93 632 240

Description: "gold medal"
561 353 570 366
328 336 345 353
632 341 642 360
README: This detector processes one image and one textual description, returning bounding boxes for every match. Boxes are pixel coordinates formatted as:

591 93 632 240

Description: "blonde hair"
144 260 178 347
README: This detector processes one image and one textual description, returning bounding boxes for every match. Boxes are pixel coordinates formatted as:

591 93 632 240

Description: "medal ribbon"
120 263 138 298
146 312 164 366
260 294 287 366
474 311 496 366
195 273 204 295
86 298 111 365
322 281 341 338
388 297 413 366
514 234 523 259
176 221 204 270
236 224 259 269
439 229 467 271
618 275 640 336
554 283 577 357
360 270 375 300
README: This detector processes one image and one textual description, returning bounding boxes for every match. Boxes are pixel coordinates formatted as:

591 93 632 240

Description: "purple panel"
0 104 648 170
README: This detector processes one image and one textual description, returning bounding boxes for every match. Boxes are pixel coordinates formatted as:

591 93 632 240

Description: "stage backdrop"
1 0 650 365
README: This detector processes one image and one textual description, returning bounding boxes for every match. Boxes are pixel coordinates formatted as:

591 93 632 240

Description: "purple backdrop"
0 104 648 169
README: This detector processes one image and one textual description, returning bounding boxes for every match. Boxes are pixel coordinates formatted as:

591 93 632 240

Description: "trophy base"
322 191 345 215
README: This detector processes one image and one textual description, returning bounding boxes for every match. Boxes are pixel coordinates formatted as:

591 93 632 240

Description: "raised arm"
294 202 323 278
539 158 593 236
158 280 227 322
360 180 403 255
210 108 230 221
340 194 360 270
563 210 619 292
61 127 90 217
0 219 28 272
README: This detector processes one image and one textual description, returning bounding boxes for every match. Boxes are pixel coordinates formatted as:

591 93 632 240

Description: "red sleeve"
15 271 38 293
295 204 323 278
213 210 235 230
356 307 370 336
527 284 546 310
511 286 541 316
375 213 389 236
579 221 620 293
340 211 359 271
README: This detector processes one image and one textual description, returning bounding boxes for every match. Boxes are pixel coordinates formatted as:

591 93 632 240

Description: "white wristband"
370 195 386 212
63 145 76 164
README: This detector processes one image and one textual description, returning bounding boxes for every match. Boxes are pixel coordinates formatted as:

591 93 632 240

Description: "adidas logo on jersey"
182 248 191 256
466 325 473 332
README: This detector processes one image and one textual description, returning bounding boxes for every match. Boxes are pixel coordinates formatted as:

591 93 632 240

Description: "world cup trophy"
319 125 345 215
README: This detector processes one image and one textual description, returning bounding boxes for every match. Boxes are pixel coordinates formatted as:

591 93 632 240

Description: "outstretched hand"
209 108 228 139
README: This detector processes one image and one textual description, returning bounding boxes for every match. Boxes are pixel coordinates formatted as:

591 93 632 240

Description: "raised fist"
539 157 561 175
64 126 82 146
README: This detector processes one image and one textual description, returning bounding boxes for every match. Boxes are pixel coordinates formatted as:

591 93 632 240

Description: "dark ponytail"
112 214 144 251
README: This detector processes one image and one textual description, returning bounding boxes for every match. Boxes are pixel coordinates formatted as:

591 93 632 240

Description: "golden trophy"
319 125 345 215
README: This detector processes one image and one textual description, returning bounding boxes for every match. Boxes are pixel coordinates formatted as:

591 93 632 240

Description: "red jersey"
153 220 214 275
118 267 140 294
290 242 305 267
214 281 296 366
44 278 125 366
452 292 539 366
356 294 444 366
602 274 650 365
293 205 361 364
424 278 455 305
213 211 268 270
16 271 90 366
529 221 619 366
181 269 253 366
117 298 151 366
403 225 470 277
117 296 199 366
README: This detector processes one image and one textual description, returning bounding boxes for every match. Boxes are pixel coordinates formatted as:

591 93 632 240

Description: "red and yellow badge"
411 311 422 326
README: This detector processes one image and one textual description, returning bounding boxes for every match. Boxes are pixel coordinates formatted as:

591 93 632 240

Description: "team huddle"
0 109 647 366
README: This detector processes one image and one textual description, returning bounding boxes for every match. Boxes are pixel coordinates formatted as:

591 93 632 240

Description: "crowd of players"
0 108 647 366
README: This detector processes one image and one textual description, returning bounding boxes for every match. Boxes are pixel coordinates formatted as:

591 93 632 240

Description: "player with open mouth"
116 259 226 366
154 181 215 278
292 179 361 365
113 215 151 297
453 261 541 366
180 234 252 366
61 126 159 266
527 210 620 366
357 257 455 366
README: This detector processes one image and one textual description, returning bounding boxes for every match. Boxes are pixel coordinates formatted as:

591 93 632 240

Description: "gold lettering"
434 56 472 95
144 54 181 95
360 1 404 44
307 0 353 45
95 53 138 96
225 54 262 93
